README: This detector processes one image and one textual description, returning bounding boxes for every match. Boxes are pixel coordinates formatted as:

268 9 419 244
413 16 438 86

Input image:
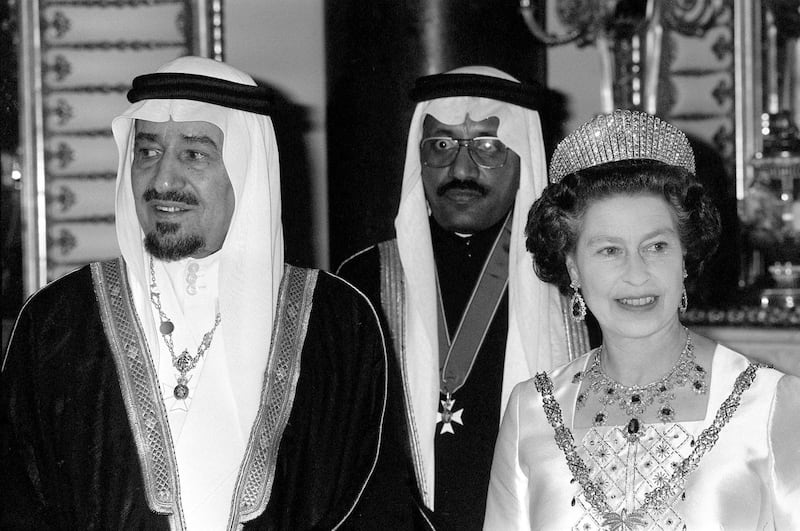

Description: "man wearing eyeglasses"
337 66 589 529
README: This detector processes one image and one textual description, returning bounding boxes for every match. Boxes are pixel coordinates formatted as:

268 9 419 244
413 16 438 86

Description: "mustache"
142 189 199 205
436 179 487 197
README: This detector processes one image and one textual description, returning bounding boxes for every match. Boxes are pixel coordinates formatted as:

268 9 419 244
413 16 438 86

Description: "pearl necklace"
148 257 221 401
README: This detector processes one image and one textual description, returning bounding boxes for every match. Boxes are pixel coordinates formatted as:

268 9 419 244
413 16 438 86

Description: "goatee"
144 222 204 261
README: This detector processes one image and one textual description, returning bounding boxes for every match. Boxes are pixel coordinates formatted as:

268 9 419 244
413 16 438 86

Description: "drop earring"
679 267 688 313
570 279 586 322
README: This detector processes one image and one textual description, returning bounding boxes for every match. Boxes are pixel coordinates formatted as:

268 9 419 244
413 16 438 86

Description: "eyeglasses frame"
419 136 509 169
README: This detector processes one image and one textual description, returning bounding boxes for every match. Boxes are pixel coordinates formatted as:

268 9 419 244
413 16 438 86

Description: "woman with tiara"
483 110 800 530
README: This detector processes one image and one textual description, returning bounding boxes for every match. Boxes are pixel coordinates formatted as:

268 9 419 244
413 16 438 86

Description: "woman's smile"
616 295 657 308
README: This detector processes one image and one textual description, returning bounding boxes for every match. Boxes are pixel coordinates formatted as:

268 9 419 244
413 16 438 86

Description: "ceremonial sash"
437 214 512 396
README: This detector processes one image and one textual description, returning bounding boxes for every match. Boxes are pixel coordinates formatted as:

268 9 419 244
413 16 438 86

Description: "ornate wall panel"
20 0 223 292
660 9 736 173
655 1 800 330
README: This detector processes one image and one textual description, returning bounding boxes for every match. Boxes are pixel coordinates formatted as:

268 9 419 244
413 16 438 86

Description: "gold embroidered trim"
379 241 428 502
378 240 431 505
92 258 184 529
229 265 317 526
378 240 405 365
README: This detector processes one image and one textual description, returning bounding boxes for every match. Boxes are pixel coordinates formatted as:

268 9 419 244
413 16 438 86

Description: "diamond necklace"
575 329 707 437
148 256 221 401
535 362 763 530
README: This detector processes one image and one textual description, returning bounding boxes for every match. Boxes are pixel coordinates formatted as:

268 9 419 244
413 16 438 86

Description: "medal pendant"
436 394 464 435
173 376 189 400
173 384 189 400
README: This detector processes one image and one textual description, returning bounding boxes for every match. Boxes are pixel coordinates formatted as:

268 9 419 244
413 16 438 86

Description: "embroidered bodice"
483 345 800 531
571 423 695 530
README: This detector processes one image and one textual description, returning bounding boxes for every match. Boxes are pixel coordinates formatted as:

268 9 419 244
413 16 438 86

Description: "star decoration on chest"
436 396 464 435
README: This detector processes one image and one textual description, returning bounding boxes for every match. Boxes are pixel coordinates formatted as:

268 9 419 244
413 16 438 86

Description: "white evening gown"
484 345 800 530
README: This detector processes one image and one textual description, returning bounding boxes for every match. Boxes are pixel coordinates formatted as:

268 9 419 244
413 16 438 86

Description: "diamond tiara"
549 109 696 183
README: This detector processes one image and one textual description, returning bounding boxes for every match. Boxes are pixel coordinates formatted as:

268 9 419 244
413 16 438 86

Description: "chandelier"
519 0 728 113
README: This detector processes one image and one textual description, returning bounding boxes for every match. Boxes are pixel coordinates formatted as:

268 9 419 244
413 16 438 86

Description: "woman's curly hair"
526 159 721 296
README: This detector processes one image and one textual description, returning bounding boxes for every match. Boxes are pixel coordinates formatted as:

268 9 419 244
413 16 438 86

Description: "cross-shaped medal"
436 394 464 434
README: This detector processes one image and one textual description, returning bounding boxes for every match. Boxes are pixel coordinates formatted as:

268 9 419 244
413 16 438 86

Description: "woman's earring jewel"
679 287 688 313
570 279 587 322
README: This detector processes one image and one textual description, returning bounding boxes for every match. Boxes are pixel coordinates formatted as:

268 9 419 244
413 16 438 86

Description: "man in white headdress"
338 66 590 529
1 56 408 529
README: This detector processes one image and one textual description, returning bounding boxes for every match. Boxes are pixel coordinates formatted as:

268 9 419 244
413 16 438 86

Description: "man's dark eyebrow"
425 126 498 138
424 127 455 137
134 132 158 143
183 135 220 151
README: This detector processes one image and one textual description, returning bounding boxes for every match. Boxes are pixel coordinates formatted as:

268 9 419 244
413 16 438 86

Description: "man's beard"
144 222 204 261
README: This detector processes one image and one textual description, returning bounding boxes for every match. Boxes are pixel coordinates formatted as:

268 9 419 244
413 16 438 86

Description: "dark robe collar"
429 215 507 263
429 215 508 335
